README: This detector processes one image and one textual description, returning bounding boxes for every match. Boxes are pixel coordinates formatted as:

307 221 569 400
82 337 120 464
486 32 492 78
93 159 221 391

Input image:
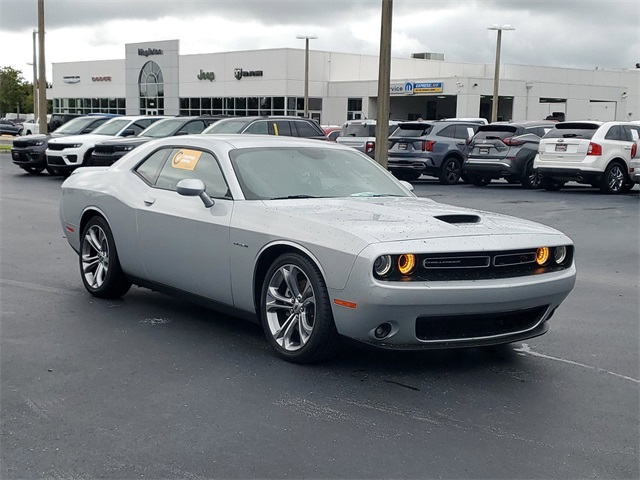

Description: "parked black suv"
203 116 327 140
11 115 112 175
48 113 82 132
463 121 556 188
387 120 482 183
89 116 226 166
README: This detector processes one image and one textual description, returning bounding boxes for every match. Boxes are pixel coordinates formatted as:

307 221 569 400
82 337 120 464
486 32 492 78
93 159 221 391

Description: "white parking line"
515 343 640 385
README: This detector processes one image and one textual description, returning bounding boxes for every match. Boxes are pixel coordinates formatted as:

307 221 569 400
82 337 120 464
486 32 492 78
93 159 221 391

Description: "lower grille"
47 156 65 166
415 305 548 341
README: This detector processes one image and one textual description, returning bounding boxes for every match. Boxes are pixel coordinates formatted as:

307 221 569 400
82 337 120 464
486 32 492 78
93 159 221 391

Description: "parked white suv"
336 119 401 158
46 116 167 175
534 121 640 194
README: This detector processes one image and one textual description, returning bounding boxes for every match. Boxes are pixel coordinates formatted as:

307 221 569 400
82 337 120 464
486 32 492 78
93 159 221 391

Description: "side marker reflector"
334 299 357 309
65 226 75 233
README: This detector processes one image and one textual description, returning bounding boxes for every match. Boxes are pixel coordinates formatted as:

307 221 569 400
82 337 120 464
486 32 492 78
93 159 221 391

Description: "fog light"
536 247 550 266
374 322 392 339
553 246 567 264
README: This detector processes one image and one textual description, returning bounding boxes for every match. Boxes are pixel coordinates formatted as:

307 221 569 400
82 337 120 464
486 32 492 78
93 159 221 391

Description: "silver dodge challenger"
60 134 576 363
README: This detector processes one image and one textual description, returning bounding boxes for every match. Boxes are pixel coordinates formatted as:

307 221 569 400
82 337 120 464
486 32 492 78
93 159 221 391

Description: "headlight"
117 145 135 152
536 247 550 265
33 140 45 146
398 254 416 275
69 143 82 148
373 255 393 277
553 246 568 264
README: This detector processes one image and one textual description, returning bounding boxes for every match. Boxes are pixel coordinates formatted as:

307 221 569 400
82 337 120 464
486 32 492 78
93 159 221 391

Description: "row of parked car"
336 118 640 194
11 114 640 194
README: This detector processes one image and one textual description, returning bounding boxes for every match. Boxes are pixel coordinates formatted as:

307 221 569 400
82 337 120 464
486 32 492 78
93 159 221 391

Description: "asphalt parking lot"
1 153 638 479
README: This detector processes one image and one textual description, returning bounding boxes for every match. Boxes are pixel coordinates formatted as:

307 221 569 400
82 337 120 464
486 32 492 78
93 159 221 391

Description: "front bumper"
11 148 46 167
46 147 84 172
329 254 576 349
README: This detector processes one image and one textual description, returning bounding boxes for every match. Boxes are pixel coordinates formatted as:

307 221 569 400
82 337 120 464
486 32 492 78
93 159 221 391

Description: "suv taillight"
587 142 602 156
632 143 637 159
422 140 436 151
365 141 375 154
503 137 526 146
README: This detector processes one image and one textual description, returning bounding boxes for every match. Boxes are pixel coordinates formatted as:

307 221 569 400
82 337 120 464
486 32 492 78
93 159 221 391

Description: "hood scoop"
434 214 481 225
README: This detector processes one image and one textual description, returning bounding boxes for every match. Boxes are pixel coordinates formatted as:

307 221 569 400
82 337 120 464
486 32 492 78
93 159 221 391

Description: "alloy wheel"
81 225 110 289
265 264 316 352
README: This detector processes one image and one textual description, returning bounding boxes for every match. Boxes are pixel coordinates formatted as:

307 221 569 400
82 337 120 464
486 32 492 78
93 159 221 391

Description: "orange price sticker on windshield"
171 149 202 171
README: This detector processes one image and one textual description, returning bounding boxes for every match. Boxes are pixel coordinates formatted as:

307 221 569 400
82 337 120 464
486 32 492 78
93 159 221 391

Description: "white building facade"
48 39 640 125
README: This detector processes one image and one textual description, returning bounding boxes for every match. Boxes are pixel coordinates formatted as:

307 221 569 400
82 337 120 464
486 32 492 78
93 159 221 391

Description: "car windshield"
341 124 376 137
139 119 183 138
55 117 101 134
203 120 249 134
92 119 132 136
391 124 434 137
230 147 411 200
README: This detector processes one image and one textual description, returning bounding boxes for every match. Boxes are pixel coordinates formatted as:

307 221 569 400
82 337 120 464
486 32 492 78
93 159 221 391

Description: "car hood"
48 133 113 144
95 137 151 147
260 197 560 243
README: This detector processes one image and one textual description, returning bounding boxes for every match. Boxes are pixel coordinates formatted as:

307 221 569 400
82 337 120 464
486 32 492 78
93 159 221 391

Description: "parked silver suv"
336 119 401 158
534 121 640 194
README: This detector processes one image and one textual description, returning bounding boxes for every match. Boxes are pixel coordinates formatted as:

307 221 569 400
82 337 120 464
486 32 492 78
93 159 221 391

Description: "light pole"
37 0 47 134
296 34 317 118
488 24 514 123
375 0 393 169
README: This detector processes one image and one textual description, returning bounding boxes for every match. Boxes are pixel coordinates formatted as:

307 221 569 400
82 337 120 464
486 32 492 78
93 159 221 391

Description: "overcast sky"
1 0 638 81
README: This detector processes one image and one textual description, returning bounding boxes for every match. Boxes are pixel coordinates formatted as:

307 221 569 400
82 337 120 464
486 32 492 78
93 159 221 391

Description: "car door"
622 125 640 164
133 146 234 304
603 125 626 164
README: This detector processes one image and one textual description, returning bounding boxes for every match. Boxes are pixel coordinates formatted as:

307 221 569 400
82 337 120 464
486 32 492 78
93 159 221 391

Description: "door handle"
143 197 156 206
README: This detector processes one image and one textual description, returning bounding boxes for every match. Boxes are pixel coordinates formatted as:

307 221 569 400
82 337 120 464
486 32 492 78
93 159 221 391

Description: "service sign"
413 82 443 93
171 149 202 171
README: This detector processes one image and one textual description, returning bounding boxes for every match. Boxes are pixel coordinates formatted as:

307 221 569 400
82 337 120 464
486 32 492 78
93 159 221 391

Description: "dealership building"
48 39 640 125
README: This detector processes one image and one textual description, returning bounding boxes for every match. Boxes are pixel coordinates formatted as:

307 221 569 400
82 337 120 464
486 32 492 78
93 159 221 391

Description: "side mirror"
174 131 189 136
176 179 214 207
399 180 414 191
122 129 136 137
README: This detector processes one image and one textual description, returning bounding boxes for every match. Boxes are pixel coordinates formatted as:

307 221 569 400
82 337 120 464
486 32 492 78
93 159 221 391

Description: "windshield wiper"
349 192 399 197
270 195 320 200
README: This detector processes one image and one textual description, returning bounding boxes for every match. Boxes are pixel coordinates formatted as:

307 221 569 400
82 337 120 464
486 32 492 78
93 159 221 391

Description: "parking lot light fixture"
296 34 317 118
488 24 515 123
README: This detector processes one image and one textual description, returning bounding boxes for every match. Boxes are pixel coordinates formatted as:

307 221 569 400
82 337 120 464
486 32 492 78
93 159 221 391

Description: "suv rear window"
342 124 376 137
473 125 518 140
544 123 599 140
391 123 434 138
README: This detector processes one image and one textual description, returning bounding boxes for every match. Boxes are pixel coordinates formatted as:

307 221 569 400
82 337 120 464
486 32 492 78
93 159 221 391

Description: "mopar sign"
234 68 263 80
391 82 443 94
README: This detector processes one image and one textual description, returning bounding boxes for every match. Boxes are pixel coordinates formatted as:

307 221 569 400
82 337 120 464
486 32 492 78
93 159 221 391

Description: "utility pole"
37 0 47 134
32 29 38 123
375 0 393 169
296 34 317 118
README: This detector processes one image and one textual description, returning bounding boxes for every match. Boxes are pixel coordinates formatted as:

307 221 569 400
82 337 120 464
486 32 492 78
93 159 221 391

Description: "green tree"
0 66 30 117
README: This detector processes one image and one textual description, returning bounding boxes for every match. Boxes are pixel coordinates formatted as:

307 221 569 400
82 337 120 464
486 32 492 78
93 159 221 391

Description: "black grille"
48 143 74 151
415 306 548 341
93 145 117 154
47 156 65 166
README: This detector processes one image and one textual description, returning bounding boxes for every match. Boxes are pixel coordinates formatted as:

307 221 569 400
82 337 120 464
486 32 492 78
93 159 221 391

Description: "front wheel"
79 216 131 299
600 162 626 194
260 253 339 363
438 157 462 185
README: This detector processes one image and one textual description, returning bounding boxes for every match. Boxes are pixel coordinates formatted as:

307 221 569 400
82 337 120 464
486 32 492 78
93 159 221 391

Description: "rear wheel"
600 162 626 194
541 177 565 191
260 253 339 363
21 166 45 175
438 157 462 185
79 216 131 299
521 161 542 189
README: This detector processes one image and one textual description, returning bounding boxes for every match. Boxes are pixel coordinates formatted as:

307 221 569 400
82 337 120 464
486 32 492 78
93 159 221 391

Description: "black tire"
469 174 491 187
621 182 635 193
460 172 471 184
21 166 45 175
541 177 565 191
521 161 542 189
79 216 131 299
46 166 60 176
260 253 340 363
438 157 462 185
600 162 626 194
393 170 422 182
